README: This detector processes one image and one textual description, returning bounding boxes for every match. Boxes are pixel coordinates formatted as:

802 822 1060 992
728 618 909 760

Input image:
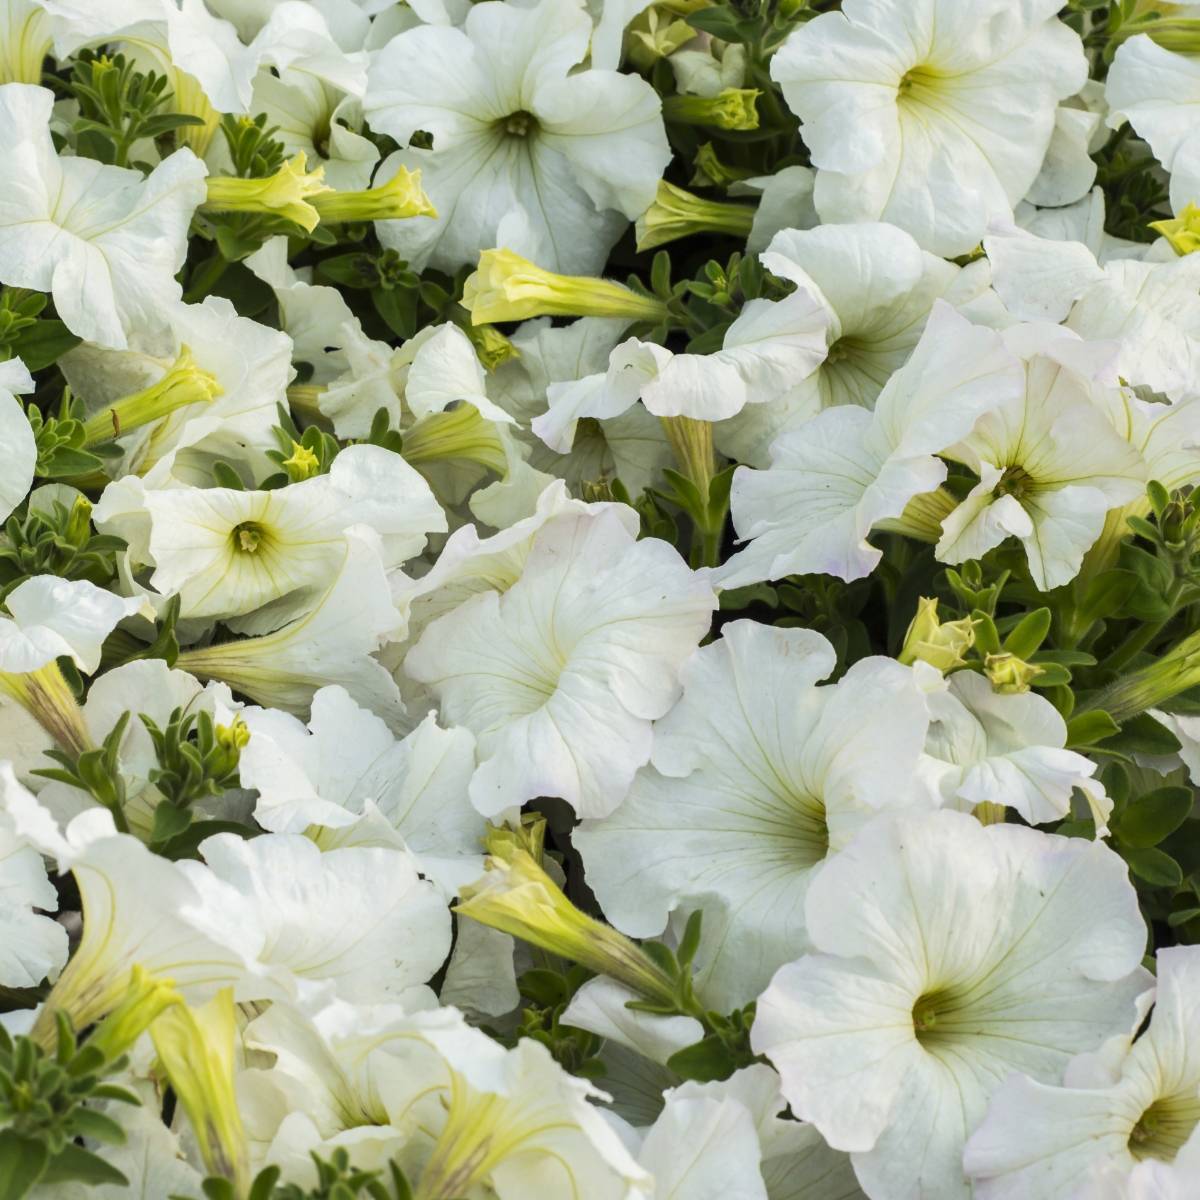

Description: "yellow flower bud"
636 180 755 252
0 661 93 758
456 838 676 1006
80 346 223 448
626 7 696 69
462 250 668 326
203 155 332 232
465 322 520 370
663 88 761 132
898 598 975 671
87 966 181 1062
151 990 249 1195
1150 203 1200 256
400 406 509 474
310 165 436 224
984 652 1044 694
281 439 321 481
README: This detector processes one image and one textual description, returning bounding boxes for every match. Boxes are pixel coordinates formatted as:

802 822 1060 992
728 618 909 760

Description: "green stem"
1100 583 1187 673
183 251 229 303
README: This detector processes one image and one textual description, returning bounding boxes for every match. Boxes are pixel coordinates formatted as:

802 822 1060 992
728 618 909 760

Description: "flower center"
1128 1094 1200 1162
232 522 266 554
501 110 536 137
910 987 967 1048
992 465 1032 500
825 338 851 364
786 793 829 866
897 64 944 105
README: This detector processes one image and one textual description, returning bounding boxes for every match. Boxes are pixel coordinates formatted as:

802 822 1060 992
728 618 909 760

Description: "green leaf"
318 253 378 290
1108 712 1182 757
1065 710 1120 749
68 1106 128 1145
640 940 678 975
1029 663 1072 688
971 610 1001 656
201 1178 236 1200
150 801 192 846
8 320 81 371
666 1035 738 1083
650 250 671 299
1168 906 1200 928
1075 571 1140 629
685 6 755 42
40 1144 128 1189
372 286 419 339
1123 846 1184 889
0 1132 48 1200
38 446 106 479
1115 786 1193 849
1003 607 1051 658
676 910 704 971
518 968 569 1008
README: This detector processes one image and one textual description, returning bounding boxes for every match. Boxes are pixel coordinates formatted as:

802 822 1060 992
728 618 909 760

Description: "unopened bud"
898 598 975 671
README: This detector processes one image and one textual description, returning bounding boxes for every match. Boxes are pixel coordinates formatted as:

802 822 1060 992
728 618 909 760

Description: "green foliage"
0 495 125 596
204 1150 413 1200
261 405 341 487
69 51 205 169
139 706 247 845
31 699 248 853
0 290 79 370
34 711 131 831
0 1014 141 1200
509 963 606 1080
24 390 107 481
623 911 763 1082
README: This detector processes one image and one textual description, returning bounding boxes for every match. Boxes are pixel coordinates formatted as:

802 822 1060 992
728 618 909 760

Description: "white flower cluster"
1 1 1200 1198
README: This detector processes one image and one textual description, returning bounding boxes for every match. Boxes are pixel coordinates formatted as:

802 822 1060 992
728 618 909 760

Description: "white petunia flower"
180 832 451 1008
404 504 716 817
0 763 68 989
1025 83 1106 209
965 945 1200 1198
935 333 1147 590
127 445 444 628
531 288 830 448
919 666 1110 830
636 1070 770 1200
248 51 375 190
985 223 1200 399
769 0 1087 256
0 577 143 676
1107 34 1200 214
0 0 54 86
175 528 407 728
244 235 361 386
363 0 670 273
715 221 998 467
760 224 977 410
307 320 512 440
60 297 294 486
0 83 206 349
0 356 35 524
2 793 260 1039
243 998 650 1198
635 1065 866 1200
30 658 243 838
239 685 483 894
715 304 1023 588
487 317 672 498
752 810 1151 1200
576 621 937 1008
